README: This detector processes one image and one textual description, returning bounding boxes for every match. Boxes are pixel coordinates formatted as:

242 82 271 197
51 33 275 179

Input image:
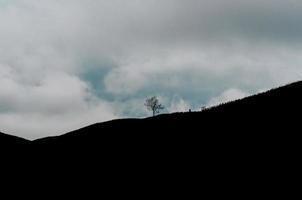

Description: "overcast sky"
1 0 302 139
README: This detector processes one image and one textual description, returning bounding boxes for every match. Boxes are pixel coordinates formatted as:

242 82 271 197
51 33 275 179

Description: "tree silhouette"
145 96 165 116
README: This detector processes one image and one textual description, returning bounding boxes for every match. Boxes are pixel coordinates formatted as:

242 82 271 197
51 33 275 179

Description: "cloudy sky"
1 0 302 139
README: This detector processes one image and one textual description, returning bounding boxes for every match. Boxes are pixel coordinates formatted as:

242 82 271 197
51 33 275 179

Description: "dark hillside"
33 81 302 150
1 81 300 193
0 132 29 147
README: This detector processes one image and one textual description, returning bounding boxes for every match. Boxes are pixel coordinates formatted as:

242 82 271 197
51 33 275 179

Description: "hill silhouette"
31 80 301 144
2 81 301 195
1 80 301 151
0 132 29 147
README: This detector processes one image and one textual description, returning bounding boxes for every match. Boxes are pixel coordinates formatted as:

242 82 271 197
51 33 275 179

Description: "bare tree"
145 96 165 116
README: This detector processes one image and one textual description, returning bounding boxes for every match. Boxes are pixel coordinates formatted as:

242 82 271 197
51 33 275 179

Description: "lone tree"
145 96 164 116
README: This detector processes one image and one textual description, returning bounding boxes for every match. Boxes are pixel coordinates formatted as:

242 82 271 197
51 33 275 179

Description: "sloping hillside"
1 81 300 193
0 132 29 147
2 80 301 150
31 81 302 156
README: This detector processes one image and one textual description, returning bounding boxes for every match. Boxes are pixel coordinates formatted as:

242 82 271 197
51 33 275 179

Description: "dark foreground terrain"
1 81 301 195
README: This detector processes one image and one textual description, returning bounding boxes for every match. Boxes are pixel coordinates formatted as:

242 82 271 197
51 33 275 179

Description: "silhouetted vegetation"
144 96 165 116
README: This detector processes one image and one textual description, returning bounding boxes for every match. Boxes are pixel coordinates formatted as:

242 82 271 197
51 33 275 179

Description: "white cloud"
0 68 119 139
0 102 117 139
169 97 191 113
207 89 249 107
